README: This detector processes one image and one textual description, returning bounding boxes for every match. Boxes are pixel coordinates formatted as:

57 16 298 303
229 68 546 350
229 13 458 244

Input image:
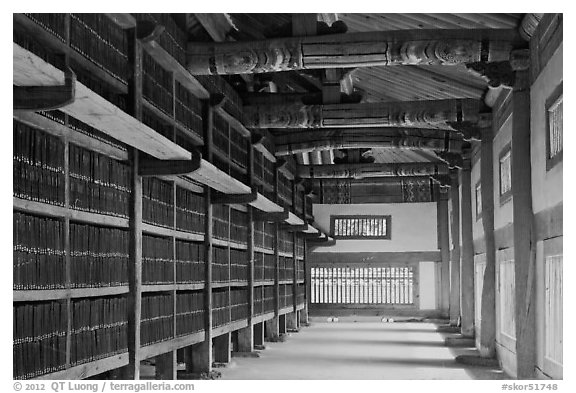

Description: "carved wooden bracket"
466 61 515 88
136 20 165 43
14 67 76 111
436 152 464 169
448 121 484 142
431 174 452 188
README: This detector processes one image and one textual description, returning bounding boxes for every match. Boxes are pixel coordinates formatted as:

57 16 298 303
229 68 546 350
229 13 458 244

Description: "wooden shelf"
142 222 204 242
303 224 320 235
212 319 249 338
185 159 251 195
249 193 284 213
139 331 205 361
141 283 204 292
279 306 293 315
14 197 130 228
285 211 305 226
254 247 274 255
254 280 275 287
212 282 230 289
296 303 305 311
279 280 294 285
142 99 203 147
297 279 305 284
141 37 209 100
176 283 205 291
229 281 249 287
14 111 128 161
35 352 128 380
13 43 191 161
279 251 294 258
14 14 129 95
13 286 129 302
212 238 248 250
252 311 276 324
214 107 250 138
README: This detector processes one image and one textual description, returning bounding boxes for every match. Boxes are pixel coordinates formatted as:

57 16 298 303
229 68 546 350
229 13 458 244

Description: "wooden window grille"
545 255 563 366
330 215 391 239
546 83 563 170
498 259 516 339
310 266 414 305
499 145 512 203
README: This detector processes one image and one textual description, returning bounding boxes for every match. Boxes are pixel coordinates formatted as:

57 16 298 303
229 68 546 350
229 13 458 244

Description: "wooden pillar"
480 126 497 358
155 351 176 380
286 312 298 330
449 169 461 325
511 70 536 378
279 314 287 334
437 189 450 317
237 325 254 352
265 317 280 340
459 153 475 337
213 332 231 364
254 322 265 347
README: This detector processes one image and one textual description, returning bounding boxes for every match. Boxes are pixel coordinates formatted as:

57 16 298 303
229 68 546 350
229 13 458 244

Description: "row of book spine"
253 287 264 315
14 212 65 290
67 113 127 152
230 249 248 282
212 289 230 327
69 13 129 84
297 284 305 304
297 260 305 279
176 291 204 336
230 288 249 322
69 143 131 218
195 75 243 121
142 51 174 116
142 235 174 285
279 230 295 254
70 223 129 288
175 187 205 233
213 113 230 155
175 240 205 283
24 13 67 42
175 80 203 139
229 127 249 169
254 253 264 282
263 286 275 313
280 256 295 281
212 204 230 240
296 236 305 258
264 254 276 281
141 293 174 346
70 296 128 365
278 173 293 205
142 177 174 228
13 120 65 206
142 106 175 142
230 209 248 243
13 301 67 379
213 246 230 283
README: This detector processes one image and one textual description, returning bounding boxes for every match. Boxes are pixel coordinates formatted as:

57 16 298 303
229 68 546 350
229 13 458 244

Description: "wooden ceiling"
187 13 527 169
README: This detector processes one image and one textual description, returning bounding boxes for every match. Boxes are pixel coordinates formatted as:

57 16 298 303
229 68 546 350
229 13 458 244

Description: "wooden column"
449 169 461 325
264 317 280 340
213 332 231 364
480 126 497 358
155 351 176 380
437 188 450 317
511 70 536 378
125 24 143 380
459 153 475 337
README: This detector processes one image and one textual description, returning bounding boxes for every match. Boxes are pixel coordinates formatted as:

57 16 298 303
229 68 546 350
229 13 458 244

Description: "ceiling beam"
274 128 463 155
297 162 449 179
187 28 524 75
244 98 480 129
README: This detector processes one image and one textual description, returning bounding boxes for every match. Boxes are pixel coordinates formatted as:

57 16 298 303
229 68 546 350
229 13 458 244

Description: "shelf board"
176 283 205 291
296 303 305 311
139 331 205 361
13 286 129 302
142 222 204 242
254 280 275 287
212 238 248 250
285 211 305 226
14 14 129 95
249 193 284 213
252 311 276 324
34 352 128 380
279 280 294 285
104 13 137 29
279 306 294 315
185 159 251 195
14 111 129 161
142 284 178 293
14 197 130 228
212 282 230 289
212 319 249 338
141 38 209 100
13 43 191 161
254 247 274 255
229 281 249 287
279 251 294 258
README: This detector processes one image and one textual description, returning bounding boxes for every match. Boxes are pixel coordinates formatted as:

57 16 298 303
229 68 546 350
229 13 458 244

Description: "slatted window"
498 259 516 339
545 255 563 366
546 83 563 170
499 146 512 203
475 182 482 220
331 215 391 239
310 267 413 305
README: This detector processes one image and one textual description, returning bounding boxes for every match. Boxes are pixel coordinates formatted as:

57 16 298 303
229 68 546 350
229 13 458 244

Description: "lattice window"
330 215 391 239
499 145 512 203
545 255 563 366
310 266 414 305
546 83 563 170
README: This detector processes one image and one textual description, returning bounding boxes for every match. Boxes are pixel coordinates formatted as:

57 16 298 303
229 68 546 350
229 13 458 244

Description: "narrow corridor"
220 320 508 380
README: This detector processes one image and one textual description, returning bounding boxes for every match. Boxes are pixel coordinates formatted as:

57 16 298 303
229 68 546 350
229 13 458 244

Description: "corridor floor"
219 320 508 380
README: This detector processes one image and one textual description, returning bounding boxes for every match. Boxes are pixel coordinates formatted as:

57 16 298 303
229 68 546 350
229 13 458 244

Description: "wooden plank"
13 111 128 161
449 170 461 325
212 188 258 204
14 43 190 160
13 286 130 302
249 193 285 213
35 353 129 380
105 13 137 29
186 159 251 195
139 331 205 360
13 197 130 228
